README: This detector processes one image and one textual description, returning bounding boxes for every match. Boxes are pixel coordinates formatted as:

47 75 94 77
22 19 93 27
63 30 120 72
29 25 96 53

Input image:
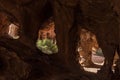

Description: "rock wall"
38 17 56 40
0 0 119 80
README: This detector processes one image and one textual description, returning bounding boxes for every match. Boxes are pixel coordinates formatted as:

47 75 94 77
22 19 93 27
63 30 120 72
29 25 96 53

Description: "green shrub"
36 39 58 55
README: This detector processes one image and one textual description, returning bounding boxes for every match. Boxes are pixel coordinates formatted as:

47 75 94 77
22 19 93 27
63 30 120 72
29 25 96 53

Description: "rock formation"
0 0 119 80
78 29 100 67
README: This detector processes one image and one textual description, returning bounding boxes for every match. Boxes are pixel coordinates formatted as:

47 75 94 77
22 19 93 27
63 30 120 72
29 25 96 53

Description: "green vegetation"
36 39 58 54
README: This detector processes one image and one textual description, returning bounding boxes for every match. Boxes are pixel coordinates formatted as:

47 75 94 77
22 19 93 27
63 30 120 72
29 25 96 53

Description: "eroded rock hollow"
0 0 119 80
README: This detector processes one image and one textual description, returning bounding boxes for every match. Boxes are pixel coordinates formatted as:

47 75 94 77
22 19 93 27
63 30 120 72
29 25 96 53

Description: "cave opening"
36 17 58 55
34 2 58 55
0 12 20 40
76 28 119 74
8 23 20 39
77 28 105 73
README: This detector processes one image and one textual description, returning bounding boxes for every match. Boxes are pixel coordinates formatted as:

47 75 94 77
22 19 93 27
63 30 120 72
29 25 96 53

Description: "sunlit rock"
8 23 20 39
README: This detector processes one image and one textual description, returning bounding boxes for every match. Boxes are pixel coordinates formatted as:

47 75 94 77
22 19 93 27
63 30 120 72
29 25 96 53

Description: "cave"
36 17 58 54
0 0 119 80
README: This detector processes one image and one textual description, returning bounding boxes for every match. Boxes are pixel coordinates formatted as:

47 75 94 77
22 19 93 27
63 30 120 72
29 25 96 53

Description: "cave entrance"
77 28 105 73
36 17 58 55
0 12 20 39
0 22 20 39
77 29 119 73
8 23 20 39
34 2 58 55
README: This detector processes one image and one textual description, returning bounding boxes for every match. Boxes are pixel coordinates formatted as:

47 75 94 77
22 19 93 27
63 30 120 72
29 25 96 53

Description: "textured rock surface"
0 0 119 80
78 29 99 67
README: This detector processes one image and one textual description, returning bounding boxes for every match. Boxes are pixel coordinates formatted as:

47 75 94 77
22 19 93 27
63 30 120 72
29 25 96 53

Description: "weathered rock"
0 0 119 80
